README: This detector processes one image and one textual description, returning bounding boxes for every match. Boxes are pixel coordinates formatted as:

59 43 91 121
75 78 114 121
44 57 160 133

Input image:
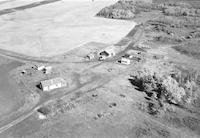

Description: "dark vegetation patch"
129 67 200 116
182 116 200 134
132 122 170 138
163 114 184 128
152 36 181 44
151 16 200 29
173 40 200 59
192 96 200 108
160 2 200 17
96 0 159 20
96 0 136 19
133 126 152 138
37 107 51 115
153 0 200 9
155 129 170 138
97 0 200 22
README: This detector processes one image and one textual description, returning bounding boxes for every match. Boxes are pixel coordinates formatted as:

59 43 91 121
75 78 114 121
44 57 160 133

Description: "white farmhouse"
119 58 131 65
37 65 45 71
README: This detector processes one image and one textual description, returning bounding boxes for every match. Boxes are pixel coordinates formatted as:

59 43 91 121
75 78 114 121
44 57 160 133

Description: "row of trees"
150 15 200 28
163 6 200 17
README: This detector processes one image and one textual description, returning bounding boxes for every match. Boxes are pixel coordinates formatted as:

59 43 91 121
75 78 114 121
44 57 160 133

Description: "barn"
40 77 67 91
98 46 116 57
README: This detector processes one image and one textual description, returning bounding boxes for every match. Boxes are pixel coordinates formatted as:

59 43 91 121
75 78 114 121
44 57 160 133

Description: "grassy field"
0 59 24 118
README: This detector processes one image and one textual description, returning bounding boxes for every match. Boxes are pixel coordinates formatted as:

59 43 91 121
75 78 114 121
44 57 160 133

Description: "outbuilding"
37 65 45 71
119 58 131 65
44 66 52 74
40 77 67 91
99 48 115 57
98 46 116 60
86 53 95 60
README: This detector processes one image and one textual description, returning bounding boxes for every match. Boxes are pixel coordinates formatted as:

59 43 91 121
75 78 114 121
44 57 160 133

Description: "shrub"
37 107 51 115
162 76 186 103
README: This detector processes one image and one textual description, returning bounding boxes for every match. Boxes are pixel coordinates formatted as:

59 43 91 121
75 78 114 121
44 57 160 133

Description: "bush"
162 76 186 103
37 107 51 115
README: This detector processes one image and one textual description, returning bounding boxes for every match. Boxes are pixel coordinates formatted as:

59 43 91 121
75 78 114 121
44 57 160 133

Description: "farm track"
0 0 61 16
0 48 61 64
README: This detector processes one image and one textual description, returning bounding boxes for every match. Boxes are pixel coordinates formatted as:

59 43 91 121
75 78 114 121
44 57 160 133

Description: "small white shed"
44 66 52 74
119 58 131 65
86 53 95 60
37 65 45 71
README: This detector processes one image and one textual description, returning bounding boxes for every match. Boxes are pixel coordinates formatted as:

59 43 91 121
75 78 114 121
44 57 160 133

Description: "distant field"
153 0 200 7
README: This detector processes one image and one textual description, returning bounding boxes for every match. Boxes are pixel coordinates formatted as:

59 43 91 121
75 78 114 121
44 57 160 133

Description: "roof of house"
121 58 130 62
41 77 66 87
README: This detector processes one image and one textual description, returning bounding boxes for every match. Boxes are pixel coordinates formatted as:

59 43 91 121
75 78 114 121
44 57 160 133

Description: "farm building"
34 64 52 74
40 77 67 91
119 58 131 65
44 66 52 74
98 46 117 60
122 53 133 59
86 53 95 60
99 48 115 57
37 65 45 71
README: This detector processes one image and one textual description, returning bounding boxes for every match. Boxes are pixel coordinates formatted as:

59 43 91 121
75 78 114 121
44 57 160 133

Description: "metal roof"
40 77 66 87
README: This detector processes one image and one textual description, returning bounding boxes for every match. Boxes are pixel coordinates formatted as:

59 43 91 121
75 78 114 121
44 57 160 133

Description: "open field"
0 0 135 57
0 60 24 117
